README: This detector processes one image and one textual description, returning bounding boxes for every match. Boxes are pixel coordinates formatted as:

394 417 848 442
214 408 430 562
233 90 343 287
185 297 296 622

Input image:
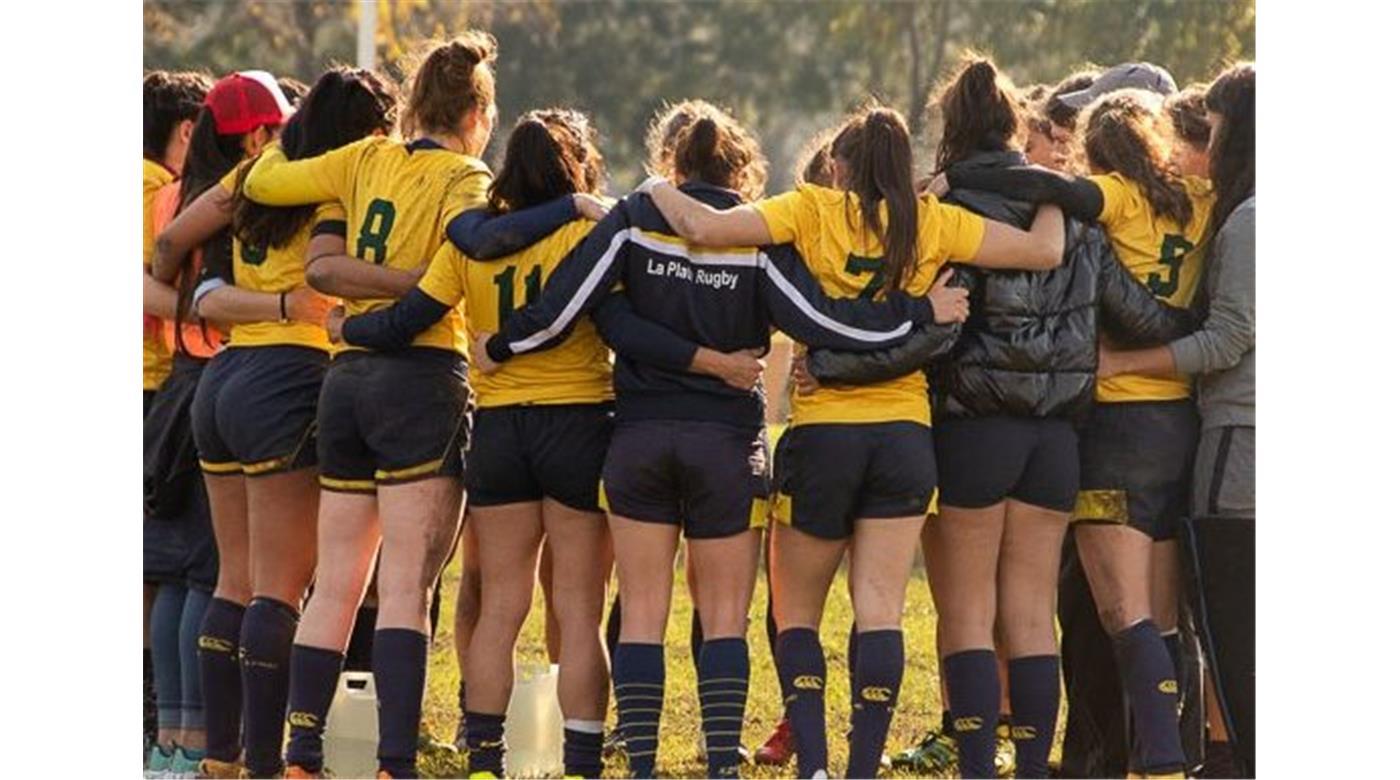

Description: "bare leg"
539 539 563 664
453 514 481 696
543 499 612 720
1151 540 1180 633
997 500 1070 658
295 491 380 651
205 473 251 605
463 502 544 715
609 515 680 643
246 468 320 605
926 505 1005 653
688 529 762 639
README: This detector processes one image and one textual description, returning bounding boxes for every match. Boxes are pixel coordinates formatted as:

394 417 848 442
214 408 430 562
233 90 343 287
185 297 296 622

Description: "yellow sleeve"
218 163 242 195
242 139 366 206
143 184 160 267
440 165 492 226
1087 173 1135 229
313 201 347 225
752 189 809 244
934 202 987 263
417 243 467 307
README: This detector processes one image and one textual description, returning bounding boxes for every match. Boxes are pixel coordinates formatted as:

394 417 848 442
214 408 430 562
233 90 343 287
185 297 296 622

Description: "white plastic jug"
323 671 379 779
504 662 564 778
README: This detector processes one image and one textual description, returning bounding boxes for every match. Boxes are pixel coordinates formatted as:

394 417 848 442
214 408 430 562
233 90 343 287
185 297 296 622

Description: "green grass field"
414 546 1065 779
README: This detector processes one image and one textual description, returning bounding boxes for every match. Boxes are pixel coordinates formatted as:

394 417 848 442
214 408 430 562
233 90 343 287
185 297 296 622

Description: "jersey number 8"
357 198 397 264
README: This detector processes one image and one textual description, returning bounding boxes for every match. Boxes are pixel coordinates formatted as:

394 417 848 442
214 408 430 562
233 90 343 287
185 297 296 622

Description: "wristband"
279 291 289 323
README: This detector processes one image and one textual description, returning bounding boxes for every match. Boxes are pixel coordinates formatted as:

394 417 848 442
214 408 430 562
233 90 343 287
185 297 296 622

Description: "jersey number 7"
844 253 887 299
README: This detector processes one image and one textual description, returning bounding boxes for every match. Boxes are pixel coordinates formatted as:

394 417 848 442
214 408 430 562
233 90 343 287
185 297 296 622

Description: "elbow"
305 261 336 295
151 235 178 281
1033 244 1064 271
674 212 710 244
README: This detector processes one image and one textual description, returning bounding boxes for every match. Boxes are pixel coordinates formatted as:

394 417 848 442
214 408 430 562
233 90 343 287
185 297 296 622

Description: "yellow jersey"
241 137 491 355
228 200 346 351
143 158 176 390
1090 172 1215 402
754 184 986 427
418 219 613 408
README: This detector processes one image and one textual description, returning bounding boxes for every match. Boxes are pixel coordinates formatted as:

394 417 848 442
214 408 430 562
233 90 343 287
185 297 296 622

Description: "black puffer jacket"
806 150 1197 421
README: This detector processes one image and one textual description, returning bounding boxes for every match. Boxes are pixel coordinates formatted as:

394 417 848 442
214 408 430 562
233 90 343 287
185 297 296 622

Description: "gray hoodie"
1169 195 1255 429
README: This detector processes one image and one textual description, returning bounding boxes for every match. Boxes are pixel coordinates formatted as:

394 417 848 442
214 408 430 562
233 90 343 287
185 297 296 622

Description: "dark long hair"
1204 63 1254 240
934 56 1021 171
487 109 605 213
831 106 918 295
1083 90 1194 227
233 67 399 250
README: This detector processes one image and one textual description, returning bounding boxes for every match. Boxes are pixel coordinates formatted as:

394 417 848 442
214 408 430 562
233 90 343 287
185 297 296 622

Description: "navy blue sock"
690 609 704 669
944 649 1001 779
198 597 245 762
1112 620 1186 774
776 628 828 778
942 707 955 735
464 711 507 776
1161 629 1184 711
284 644 344 773
178 587 210 735
344 605 377 673
846 622 859 711
239 597 299 776
698 638 750 778
612 642 665 778
144 648 157 744
151 583 187 737
373 628 429 778
563 725 604 778
1008 655 1060 779
765 594 783 706
849 630 905 779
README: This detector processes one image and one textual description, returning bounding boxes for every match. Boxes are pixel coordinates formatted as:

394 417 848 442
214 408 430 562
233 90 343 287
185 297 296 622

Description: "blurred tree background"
145 0 1254 189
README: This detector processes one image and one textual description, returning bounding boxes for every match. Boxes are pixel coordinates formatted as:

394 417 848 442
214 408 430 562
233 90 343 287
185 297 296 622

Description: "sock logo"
860 686 892 703
953 716 984 732
1011 725 1037 740
793 674 824 690
198 635 234 654
287 711 318 729
1158 679 1179 695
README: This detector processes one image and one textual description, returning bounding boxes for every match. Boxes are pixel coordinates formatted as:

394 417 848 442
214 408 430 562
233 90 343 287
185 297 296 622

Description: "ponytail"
488 108 604 213
933 56 1021 171
669 102 768 202
833 107 918 295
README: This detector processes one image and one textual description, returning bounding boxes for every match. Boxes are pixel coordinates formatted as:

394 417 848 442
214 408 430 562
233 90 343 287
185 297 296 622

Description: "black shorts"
935 416 1079 512
1075 399 1199 541
466 403 614 512
143 355 218 590
316 348 469 493
601 419 769 539
773 421 937 540
190 346 327 476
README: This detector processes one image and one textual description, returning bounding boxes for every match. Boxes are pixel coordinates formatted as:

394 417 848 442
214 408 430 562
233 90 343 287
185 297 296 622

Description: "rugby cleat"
890 728 960 774
195 756 245 779
995 720 1016 778
167 747 205 779
754 717 795 766
145 744 174 779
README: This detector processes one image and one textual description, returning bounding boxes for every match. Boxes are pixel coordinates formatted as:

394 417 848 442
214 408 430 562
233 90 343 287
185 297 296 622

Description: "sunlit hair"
652 100 768 202
831 104 918 295
488 108 605 213
1166 83 1211 151
794 125 839 187
1204 62 1254 240
932 55 1022 171
400 32 498 137
143 70 212 163
1082 89 1193 227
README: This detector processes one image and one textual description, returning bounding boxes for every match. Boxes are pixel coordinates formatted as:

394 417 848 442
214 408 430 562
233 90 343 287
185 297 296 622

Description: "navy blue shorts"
316 348 469 493
466 403 614 512
935 415 1079 512
773 421 937 540
1075 399 1199 541
601 419 769 539
190 346 327 477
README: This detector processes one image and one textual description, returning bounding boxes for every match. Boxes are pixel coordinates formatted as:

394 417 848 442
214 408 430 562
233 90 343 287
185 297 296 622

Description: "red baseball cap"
203 70 294 135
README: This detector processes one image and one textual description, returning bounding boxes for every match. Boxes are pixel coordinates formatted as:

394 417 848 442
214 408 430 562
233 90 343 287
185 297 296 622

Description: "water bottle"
323 671 379 779
503 662 564 778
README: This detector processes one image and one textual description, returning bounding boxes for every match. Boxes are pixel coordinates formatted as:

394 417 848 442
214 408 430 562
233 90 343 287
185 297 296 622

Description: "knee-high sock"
846 623 859 711
178 588 211 736
198 597 245 762
284 645 344 773
848 630 905 779
1161 629 1184 712
1008 655 1060 779
776 628 827 778
464 711 507 776
150 584 188 737
612 643 665 778
563 720 605 778
239 597 300 776
765 593 783 707
698 638 750 778
373 629 428 778
1112 620 1186 774
344 605 377 673
944 649 1001 779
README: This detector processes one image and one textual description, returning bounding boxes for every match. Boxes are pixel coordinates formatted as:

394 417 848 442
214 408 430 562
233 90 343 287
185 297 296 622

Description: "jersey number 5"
1148 233 1193 298
493 264 543 324
356 199 397 264
844 254 887 299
